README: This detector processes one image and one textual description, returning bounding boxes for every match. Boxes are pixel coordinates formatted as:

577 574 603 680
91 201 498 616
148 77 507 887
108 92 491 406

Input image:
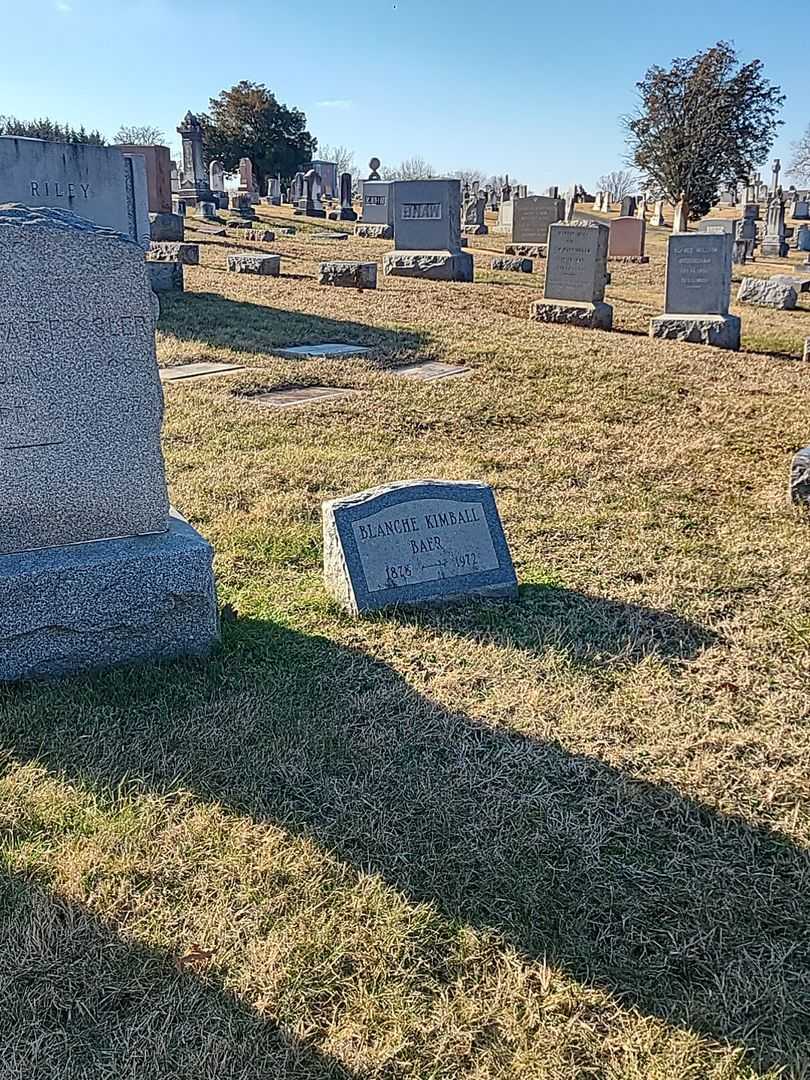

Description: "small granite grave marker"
323 480 517 613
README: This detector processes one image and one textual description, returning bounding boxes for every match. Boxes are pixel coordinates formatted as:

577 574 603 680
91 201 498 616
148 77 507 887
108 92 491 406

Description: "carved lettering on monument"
30 181 91 199
401 202 442 221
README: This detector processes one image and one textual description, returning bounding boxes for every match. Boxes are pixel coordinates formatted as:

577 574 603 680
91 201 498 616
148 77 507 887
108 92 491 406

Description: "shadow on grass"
0 601 806 1074
0 871 356 1078
157 293 427 360
394 583 717 664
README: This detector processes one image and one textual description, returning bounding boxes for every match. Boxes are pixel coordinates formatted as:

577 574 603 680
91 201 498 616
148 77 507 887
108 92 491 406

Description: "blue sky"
1 0 805 190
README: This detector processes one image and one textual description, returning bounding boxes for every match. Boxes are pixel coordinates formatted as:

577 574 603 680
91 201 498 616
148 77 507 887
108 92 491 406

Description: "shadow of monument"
157 293 427 361
0 595 806 1073
0 870 357 1078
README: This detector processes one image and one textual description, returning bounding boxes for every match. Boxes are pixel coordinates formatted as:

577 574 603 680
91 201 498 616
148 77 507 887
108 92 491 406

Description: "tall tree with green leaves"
0 115 105 144
199 81 315 190
624 42 783 219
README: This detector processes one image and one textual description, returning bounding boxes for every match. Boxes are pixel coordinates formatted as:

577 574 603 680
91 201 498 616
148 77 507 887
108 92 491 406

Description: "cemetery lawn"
2 207 810 1080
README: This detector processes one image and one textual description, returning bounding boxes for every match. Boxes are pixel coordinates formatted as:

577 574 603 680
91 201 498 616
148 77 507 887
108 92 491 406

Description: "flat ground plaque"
393 361 472 381
323 479 517 613
276 343 373 359
160 361 244 382
250 386 362 408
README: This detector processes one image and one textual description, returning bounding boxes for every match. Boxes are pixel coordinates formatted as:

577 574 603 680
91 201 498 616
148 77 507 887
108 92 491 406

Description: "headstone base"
530 300 613 330
147 261 184 292
607 255 650 264
383 250 474 282
149 242 199 265
461 224 488 235
505 243 545 257
0 511 219 683
227 254 281 276
356 223 393 240
737 277 797 309
328 209 358 221
149 212 184 242
649 313 741 350
760 239 789 258
318 261 378 289
491 257 533 272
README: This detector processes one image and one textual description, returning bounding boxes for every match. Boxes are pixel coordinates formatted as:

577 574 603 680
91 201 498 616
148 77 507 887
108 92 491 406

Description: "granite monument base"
318 261 378 288
383 250 474 282
356 223 393 240
147 261 184 292
462 224 488 235
649 314 741 350
505 243 545 258
608 255 650 264
530 300 613 330
760 240 789 258
329 209 358 222
0 511 219 682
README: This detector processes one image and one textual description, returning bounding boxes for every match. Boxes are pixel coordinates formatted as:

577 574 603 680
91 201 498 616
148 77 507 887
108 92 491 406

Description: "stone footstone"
0 511 219 681
530 300 613 330
649 314 741 350
242 230 276 242
505 243 545 258
355 223 393 240
276 343 372 359
160 362 244 382
394 361 472 381
491 256 533 272
249 386 362 408
147 261 184 292
790 446 810 505
149 242 200 265
191 224 227 237
737 277 797 309
770 273 810 294
318 261 378 288
226 220 255 231
322 480 518 614
608 255 650 264
149 211 184 242
461 224 488 235
227 253 280 276
382 251 474 282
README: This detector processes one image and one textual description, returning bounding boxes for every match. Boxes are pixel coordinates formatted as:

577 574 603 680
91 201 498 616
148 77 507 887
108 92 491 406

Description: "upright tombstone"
511 195 565 247
672 195 689 233
0 137 150 249
620 195 637 217
332 172 357 221
115 144 172 214
208 160 228 210
652 199 666 226
383 179 473 282
794 199 810 221
357 180 393 237
650 232 739 349
299 168 326 218
761 194 788 257
310 160 338 198
530 221 611 330
238 158 259 205
176 112 212 208
608 217 648 261
322 480 517 614
0 204 219 680
636 197 647 220
462 191 488 234
265 175 282 206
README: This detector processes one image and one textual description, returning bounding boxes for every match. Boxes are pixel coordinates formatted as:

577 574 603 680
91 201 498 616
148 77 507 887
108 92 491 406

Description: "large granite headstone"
383 179 473 282
650 233 739 349
0 137 150 249
531 221 612 330
323 480 517 613
512 195 564 246
115 144 172 213
0 204 218 679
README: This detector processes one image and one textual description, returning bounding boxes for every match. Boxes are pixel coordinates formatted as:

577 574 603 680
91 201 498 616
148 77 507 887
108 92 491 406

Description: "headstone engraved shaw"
0 204 219 680
323 480 517 613
382 179 473 282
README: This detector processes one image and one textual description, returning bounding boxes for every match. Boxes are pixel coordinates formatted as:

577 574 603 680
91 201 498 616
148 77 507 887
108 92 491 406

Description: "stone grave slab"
323 479 517 614
393 361 472 381
160 362 245 382
276 343 373 359
250 386 362 408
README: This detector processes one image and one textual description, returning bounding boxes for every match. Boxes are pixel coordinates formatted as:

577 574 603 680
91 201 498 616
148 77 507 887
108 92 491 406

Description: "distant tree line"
0 115 105 144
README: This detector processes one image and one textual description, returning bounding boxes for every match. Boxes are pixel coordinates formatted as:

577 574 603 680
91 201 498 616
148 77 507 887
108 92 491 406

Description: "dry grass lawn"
0 203 809 1079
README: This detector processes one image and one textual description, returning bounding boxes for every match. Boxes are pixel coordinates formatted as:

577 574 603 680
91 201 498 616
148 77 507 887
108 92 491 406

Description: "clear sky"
1 0 805 191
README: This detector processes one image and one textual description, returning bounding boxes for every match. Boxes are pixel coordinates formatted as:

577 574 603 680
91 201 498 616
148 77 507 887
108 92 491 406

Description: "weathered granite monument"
530 221 612 330
0 136 150 248
511 195 565 249
175 111 212 208
114 144 172 214
383 179 473 282
650 233 740 349
0 205 219 679
323 480 517 613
